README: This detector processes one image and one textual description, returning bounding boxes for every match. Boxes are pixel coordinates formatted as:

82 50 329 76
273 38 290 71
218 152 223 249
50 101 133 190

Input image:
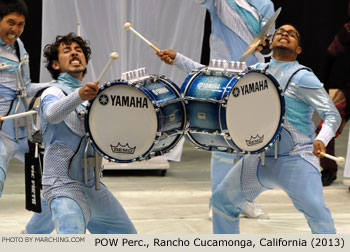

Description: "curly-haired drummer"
32 33 136 234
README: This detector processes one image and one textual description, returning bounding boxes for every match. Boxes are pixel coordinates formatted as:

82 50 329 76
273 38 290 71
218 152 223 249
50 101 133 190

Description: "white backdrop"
40 0 206 88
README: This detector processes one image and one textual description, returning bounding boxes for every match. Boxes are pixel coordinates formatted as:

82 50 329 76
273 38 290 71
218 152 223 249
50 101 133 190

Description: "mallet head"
336 157 345 166
110 52 119 60
123 22 131 30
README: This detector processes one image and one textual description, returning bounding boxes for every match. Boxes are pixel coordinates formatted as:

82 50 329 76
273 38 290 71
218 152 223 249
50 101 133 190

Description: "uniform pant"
25 199 54 234
0 133 28 197
48 183 137 234
212 154 336 234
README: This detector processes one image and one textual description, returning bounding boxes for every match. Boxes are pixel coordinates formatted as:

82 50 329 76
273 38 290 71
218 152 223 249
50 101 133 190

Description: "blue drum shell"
140 79 184 133
182 73 234 131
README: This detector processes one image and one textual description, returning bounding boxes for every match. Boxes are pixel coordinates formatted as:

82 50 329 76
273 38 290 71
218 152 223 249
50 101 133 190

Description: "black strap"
14 41 21 61
24 141 43 213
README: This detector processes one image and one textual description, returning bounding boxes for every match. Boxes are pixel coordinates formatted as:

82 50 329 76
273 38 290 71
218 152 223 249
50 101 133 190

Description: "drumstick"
320 152 345 166
1 110 37 121
124 22 160 52
96 52 119 84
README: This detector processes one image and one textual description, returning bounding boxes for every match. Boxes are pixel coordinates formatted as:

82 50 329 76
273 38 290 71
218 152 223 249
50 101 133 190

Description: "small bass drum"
85 75 186 162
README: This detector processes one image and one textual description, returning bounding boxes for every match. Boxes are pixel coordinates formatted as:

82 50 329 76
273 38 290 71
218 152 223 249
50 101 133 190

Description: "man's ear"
296 46 302 55
51 60 60 70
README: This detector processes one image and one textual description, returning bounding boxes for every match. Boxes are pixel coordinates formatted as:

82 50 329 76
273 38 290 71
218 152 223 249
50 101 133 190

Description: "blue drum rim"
85 77 186 163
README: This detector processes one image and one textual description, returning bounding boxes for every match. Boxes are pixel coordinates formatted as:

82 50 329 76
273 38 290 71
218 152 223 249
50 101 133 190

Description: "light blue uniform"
198 0 275 206
174 53 340 233
211 58 341 234
0 37 54 233
38 73 136 234
201 0 274 64
0 37 30 196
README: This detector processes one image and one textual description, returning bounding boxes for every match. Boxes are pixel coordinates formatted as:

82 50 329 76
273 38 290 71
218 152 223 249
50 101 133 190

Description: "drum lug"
223 72 232 78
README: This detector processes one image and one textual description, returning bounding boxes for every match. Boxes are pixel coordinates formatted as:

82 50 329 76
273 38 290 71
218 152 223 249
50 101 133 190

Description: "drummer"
0 0 48 198
1 0 31 197
156 24 341 233
30 32 136 234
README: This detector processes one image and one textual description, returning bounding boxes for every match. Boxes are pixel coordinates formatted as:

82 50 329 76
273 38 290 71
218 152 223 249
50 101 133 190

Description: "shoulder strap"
264 63 311 91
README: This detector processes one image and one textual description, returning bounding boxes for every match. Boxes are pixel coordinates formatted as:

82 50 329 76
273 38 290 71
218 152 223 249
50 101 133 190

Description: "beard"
69 67 87 76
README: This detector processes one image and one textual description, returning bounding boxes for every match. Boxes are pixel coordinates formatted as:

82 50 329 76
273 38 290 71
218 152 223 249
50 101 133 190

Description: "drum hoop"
181 67 207 96
218 76 242 152
219 69 285 154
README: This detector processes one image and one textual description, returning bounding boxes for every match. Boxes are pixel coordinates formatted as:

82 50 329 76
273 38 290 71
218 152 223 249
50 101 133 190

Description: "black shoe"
321 170 337 186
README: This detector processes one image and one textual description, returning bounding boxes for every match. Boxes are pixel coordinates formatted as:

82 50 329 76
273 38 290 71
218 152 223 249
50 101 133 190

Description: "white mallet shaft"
77 21 81 36
1 110 37 121
96 52 119 84
320 152 345 166
124 22 160 52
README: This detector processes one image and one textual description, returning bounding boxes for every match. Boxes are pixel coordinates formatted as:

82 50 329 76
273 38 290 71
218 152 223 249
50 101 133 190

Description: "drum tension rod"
274 138 279 160
260 152 265 166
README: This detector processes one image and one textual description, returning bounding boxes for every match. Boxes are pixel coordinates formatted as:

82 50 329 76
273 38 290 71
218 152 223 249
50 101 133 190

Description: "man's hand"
255 35 272 54
155 49 176 65
79 81 99 100
313 140 326 157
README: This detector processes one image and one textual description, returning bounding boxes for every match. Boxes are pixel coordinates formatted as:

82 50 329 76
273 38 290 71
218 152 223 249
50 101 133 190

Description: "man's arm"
156 49 204 74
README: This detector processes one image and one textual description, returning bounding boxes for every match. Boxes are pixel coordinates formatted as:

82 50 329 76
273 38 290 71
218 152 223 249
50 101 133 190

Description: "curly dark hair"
0 0 28 21
43 32 92 80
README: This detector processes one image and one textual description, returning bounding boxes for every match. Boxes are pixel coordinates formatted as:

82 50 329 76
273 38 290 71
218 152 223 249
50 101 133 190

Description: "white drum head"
226 72 282 152
88 84 157 161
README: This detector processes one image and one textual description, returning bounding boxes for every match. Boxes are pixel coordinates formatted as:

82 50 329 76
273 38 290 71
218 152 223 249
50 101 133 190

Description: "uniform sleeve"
291 84 341 145
173 53 205 74
40 87 83 124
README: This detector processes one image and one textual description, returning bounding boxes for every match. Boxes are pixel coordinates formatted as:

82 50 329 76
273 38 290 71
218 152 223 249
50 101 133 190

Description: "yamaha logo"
232 87 240 97
99 94 109 105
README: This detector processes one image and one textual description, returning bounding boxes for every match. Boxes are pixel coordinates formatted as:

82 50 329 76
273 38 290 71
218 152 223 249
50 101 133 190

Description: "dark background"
21 0 349 88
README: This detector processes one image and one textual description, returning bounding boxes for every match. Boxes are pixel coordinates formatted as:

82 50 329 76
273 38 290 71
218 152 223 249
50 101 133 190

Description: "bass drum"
182 68 285 154
85 75 186 162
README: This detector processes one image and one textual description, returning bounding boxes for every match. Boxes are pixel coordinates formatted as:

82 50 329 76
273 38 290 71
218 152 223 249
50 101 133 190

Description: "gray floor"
0 124 350 234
